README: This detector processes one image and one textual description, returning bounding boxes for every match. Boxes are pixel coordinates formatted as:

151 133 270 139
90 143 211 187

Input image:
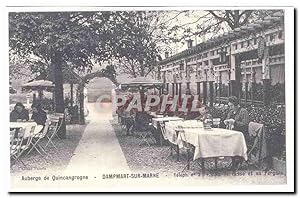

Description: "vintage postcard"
7 6 294 192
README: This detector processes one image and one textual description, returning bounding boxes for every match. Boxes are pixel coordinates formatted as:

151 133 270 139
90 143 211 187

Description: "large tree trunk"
52 53 66 139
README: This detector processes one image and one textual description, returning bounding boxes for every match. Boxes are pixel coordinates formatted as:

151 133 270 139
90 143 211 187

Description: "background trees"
9 11 165 131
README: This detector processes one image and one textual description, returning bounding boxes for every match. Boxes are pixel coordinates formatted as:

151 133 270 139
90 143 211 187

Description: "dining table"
151 116 184 146
164 120 248 173
10 121 38 139
151 116 183 129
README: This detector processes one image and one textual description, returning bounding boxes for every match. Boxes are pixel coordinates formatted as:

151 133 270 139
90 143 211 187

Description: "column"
165 83 169 92
172 83 175 96
202 81 207 105
209 81 214 107
230 54 241 98
196 82 201 101
215 82 218 103
178 83 182 101
70 83 74 106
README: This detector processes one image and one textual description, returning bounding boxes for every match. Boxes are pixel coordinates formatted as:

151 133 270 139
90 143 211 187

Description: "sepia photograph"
7 6 294 192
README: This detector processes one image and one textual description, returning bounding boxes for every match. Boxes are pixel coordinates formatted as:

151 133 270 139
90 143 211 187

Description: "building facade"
157 11 285 106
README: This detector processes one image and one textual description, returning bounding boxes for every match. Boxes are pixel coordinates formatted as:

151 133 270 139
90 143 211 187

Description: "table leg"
187 149 190 170
214 158 218 170
201 158 205 176
176 145 179 162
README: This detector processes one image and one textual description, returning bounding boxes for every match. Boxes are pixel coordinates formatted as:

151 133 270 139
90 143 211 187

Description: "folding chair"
25 119 51 158
136 120 156 146
177 128 203 173
159 121 177 161
45 117 60 149
123 117 135 135
53 113 64 140
10 125 35 168
10 128 25 167
246 122 268 169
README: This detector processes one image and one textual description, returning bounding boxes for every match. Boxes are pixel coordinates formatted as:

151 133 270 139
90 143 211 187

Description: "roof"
159 11 284 65
23 80 54 87
33 65 82 84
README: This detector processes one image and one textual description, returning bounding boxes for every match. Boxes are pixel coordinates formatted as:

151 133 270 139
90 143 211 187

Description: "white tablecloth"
177 128 248 161
10 122 39 137
151 117 183 129
10 122 37 128
164 120 204 144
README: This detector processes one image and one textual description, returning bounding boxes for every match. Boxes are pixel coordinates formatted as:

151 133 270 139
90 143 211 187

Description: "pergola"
31 66 82 106
120 76 163 90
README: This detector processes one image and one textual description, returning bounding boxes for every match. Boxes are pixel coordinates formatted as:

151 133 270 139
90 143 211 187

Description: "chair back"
159 121 167 140
212 118 221 128
22 125 36 151
40 119 51 138
247 122 268 167
48 118 60 135
177 126 190 149
10 128 25 153
225 122 234 130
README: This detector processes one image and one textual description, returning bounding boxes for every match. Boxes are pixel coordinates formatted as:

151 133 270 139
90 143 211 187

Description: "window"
247 40 250 47
234 44 237 50
241 42 244 48
254 38 257 45
180 64 184 70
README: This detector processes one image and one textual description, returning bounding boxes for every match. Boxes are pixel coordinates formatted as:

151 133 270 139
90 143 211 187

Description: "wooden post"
263 79 271 106
33 93 37 104
197 82 201 102
203 81 207 105
70 83 74 106
215 82 218 103
245 81 248 105
38 89 43 99
209 81 214 107
172 83 175 96
165 83 169 92
78 83 85 124
178 83 182 101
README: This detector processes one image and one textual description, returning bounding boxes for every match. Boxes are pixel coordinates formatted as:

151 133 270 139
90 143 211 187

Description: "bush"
209 104 286 157
33 98 54 113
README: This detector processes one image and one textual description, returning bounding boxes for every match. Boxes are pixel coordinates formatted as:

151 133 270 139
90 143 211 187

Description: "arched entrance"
84 77 116 119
